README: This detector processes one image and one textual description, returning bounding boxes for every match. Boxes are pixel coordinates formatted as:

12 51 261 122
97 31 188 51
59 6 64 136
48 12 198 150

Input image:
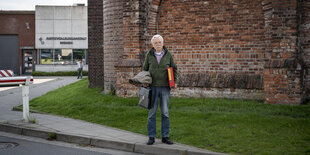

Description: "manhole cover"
0 142 19 150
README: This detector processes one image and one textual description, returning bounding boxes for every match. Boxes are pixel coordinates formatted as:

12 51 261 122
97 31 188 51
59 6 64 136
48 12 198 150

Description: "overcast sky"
0 0 87 10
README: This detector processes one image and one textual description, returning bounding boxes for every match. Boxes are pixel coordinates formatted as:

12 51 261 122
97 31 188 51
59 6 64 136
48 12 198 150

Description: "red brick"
88 0 309 104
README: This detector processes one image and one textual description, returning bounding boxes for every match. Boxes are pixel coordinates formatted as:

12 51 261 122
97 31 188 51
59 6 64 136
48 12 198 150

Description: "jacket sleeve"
142 52 149 71
170 54 179 84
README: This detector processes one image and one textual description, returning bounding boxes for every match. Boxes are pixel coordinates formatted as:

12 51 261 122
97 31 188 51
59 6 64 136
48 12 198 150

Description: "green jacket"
142 46 178 86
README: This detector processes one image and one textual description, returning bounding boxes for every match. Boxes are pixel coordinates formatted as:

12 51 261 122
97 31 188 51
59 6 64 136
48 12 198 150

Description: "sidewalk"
0 77 227 155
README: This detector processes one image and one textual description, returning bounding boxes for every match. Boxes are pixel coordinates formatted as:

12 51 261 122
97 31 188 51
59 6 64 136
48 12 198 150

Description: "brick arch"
144 0 163 50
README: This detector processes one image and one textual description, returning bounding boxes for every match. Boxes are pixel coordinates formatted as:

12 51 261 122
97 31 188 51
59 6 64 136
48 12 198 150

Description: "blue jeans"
147 86 170 138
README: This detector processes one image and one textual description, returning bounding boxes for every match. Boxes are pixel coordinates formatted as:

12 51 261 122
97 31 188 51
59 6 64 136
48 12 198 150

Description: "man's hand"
172 84 177 89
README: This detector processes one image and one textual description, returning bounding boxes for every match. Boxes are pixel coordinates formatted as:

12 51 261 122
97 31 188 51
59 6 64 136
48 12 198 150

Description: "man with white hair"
142 34 178 145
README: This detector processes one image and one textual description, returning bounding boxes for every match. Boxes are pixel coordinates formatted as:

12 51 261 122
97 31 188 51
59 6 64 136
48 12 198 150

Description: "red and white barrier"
0 70 14 77
0 76 34 86
0 69 33 122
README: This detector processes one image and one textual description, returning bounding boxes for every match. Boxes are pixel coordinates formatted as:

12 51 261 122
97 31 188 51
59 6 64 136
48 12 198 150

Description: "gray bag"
139 87 152 109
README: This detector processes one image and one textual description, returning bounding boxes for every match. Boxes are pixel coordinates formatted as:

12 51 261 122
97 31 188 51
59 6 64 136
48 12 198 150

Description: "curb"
12 106 47 114
0 123 227 155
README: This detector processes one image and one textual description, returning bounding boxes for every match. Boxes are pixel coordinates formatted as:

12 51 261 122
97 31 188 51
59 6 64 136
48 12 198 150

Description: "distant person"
142 34 178 145
58 54 62 61
77 59 83 79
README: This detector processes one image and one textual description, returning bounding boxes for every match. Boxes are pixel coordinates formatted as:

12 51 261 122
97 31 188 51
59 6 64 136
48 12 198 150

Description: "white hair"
151 34 164 44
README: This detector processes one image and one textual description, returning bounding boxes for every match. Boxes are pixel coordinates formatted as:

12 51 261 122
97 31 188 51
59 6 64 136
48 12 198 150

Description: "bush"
32 71 88 76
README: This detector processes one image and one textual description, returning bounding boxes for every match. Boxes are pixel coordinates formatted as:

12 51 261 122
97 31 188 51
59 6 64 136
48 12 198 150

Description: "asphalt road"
0 132 142 155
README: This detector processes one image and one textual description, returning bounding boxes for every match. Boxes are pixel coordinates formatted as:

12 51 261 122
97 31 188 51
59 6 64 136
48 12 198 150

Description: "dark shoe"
147 137 155 145
162 137 173 145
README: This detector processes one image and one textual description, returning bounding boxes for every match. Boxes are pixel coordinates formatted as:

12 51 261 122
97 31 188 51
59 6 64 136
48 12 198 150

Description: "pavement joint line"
0 122 227 155
133 142 136 153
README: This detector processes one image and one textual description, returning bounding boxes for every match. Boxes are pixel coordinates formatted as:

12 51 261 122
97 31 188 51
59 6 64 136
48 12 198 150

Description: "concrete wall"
36 64 88 72
35 5 88 49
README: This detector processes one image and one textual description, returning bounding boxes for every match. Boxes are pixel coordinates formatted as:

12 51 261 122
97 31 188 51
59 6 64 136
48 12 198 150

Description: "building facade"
0 11 35 75
35 5 88 72
0 5 88 75
88 0 310 104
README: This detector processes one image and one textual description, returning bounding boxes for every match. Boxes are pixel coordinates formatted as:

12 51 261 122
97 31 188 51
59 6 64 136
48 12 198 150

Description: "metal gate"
0 35 19 75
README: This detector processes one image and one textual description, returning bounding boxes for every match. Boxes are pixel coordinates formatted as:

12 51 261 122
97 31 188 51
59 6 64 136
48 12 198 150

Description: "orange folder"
167 67 175 88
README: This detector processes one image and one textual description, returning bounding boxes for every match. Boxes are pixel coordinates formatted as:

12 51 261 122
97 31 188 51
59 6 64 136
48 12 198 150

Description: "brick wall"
88 0 104 87
153 0 266 99
264 0 304 104
103 0 124 93
0 11 35 75
115 0 148 96
0 12 35 46
116 61 141 97
158 0 265 74
299 0 310 100
88 0 309 103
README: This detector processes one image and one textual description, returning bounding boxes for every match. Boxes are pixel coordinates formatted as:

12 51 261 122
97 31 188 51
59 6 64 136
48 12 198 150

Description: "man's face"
152 37 163 52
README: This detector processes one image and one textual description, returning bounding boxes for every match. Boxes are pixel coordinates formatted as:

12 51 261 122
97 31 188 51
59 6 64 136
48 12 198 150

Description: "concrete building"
35 5 88 72
0 4 88 75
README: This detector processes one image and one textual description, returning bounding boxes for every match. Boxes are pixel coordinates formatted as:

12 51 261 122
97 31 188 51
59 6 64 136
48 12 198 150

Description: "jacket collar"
150 46 169 56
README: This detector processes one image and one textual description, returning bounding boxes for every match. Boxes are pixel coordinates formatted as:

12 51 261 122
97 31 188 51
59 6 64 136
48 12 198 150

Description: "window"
61 49 73 64
40 49 53 64
53 49 72 64
40 49 87 65
53 49 62 64
73 49 86 63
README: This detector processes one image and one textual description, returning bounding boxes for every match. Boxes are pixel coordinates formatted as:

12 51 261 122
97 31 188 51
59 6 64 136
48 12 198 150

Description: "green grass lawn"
29 78 310 155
